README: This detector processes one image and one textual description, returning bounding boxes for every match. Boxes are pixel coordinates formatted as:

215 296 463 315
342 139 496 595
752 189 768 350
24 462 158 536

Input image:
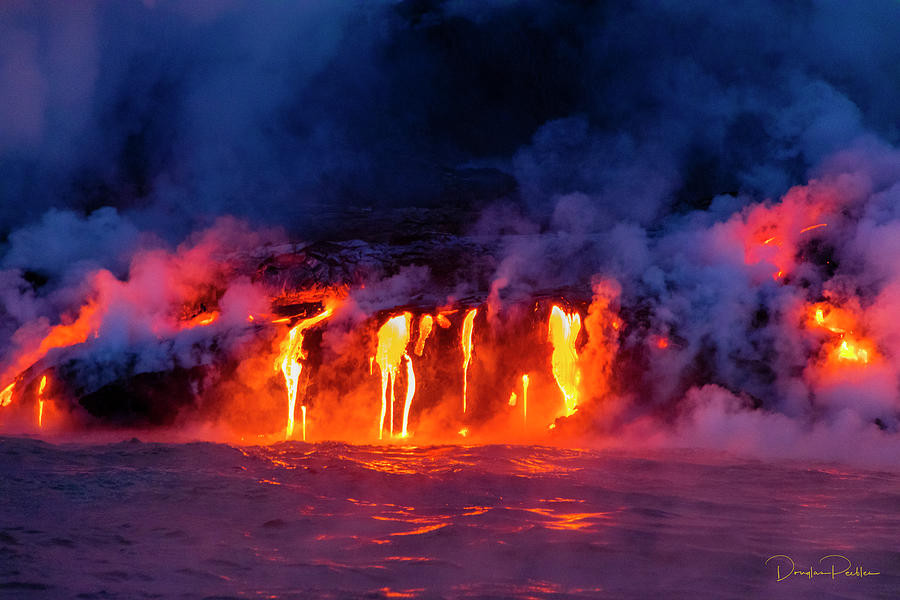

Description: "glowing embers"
461 308 477 413
276 307 334 441
548 306 582 417
375 313 414 439
807 302 874 366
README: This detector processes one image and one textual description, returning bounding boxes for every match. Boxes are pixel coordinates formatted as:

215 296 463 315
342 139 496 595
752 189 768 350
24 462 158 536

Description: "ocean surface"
1 437 898 599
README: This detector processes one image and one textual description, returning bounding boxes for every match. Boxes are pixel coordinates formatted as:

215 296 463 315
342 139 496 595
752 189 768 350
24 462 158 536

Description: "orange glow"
0 382 13 408
400 354 415 437
656 336 669 349
37 375 47 429
276 307 334 441
799 223 828 234
435 313 451 328
182 311 218 328
301 405 307 441
2 301 102 388
508 391 517 406
458 428 468 437
413 314 433 357
522 374 529 427
807 302 875 367
461 308 477 413
837 339 869 364
375 313 412 439
548 306 582 417
809 303 851 334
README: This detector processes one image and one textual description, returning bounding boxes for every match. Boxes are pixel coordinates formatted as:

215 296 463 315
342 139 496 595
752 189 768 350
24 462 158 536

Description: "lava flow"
37 375 47 428
414 314 433 356
548 306 582 417
276 307 334 441
0 382 14 408
807 302 874 366
461 308 477 413
375 313 413 439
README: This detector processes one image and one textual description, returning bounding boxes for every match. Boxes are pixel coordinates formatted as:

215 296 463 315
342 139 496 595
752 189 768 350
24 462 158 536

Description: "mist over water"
2 437 897 599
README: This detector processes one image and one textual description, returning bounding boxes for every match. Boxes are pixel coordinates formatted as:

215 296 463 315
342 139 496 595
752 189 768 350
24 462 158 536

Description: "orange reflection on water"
390 523 448 536
378 587 424 598
521 507 615 531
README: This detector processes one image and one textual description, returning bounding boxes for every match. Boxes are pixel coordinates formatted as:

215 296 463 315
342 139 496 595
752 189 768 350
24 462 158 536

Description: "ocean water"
0 437 897 599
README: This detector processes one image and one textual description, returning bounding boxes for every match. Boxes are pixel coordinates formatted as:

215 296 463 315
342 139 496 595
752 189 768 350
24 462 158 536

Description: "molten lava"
375 313 413 439
461 308 477 413
182 311 219 328
276 307 334 441
837 339 868 363
401 354 415 437
807 302 875 367
548 306 582 417
0 382 14 408
37 375 47 429
1 301 102 391
522 374 529 427
414 315 433 357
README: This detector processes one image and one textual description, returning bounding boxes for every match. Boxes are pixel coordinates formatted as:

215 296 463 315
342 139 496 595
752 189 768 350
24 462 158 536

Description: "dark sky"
2 0 900 241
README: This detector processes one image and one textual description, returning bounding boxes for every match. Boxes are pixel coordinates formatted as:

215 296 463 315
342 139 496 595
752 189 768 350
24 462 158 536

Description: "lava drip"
461 308 477 413
375 313 413 439
276 307 334 441
548 306 582 417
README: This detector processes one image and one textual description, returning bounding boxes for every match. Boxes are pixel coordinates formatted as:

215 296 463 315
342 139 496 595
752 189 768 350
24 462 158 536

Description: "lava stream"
461 308 477 413
276 307 334 441
375 313 412 439
548 306 582 417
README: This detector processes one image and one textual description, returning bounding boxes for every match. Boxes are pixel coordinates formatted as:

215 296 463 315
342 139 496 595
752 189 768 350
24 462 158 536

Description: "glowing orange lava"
548 306 582 417
301 405 307 441
37 375 47 428
837 339 868 363
182 311 219 328
0 382 14 408
414 314 433 357
400 354 415 437
799 223 828 234
461 308 477 413
375 313 412 439
807 302 874 367
1 301 102 389
522 374 529 427
276 307 334 440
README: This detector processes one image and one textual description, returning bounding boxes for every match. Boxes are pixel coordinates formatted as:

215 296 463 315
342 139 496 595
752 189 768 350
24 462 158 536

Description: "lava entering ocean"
0 138 900 456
